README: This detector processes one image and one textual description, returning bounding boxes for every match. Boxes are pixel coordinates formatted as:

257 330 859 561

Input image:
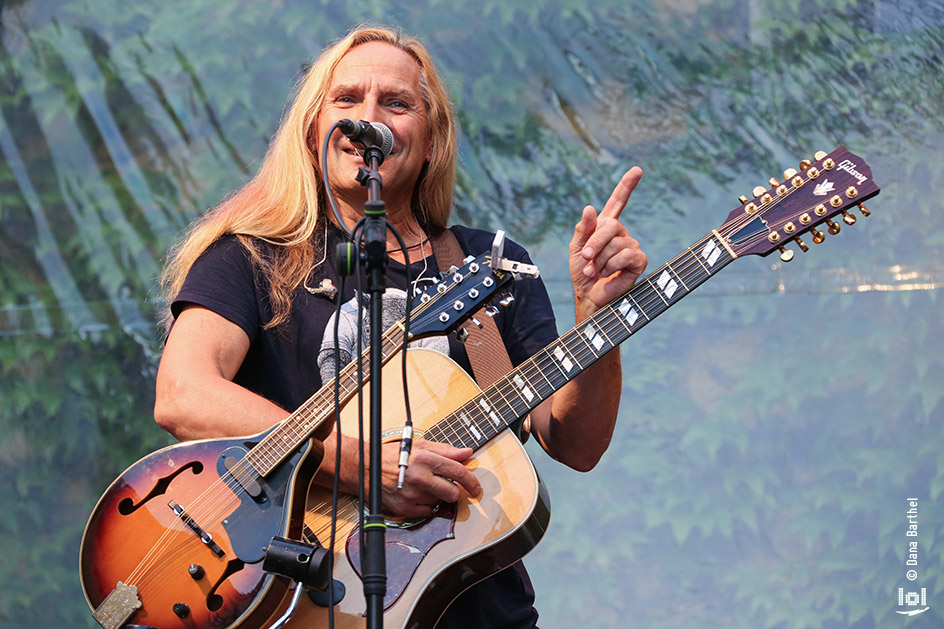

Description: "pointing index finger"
601 167 643 220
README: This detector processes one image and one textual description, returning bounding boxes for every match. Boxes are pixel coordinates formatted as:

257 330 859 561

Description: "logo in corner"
896 588 929 616
813 179 835 196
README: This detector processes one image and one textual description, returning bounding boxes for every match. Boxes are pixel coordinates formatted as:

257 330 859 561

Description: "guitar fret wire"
487 383 521 419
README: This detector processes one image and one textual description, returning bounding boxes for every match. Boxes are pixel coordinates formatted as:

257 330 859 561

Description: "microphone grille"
372 122 395 157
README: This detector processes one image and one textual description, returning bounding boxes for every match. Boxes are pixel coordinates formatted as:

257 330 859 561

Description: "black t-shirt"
173 224 558 628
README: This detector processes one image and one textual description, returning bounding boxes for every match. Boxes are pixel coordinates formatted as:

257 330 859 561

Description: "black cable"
328 273 348 629
321 121 353 238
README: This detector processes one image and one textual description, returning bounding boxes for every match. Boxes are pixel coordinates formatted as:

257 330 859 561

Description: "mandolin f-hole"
116 461 204 515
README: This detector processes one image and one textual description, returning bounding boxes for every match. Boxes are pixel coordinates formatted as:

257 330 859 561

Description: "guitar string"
228 204 822 593
428 231 728 445
293 175 859 572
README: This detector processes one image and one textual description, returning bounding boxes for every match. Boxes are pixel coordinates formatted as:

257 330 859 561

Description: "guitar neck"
423 230 737 448
247 323 407 475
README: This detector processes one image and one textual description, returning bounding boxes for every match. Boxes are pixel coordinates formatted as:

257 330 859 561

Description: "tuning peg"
752 185 766 197
783 167 798 180
738 194 750 205
858 203 871 217
814 150 828 161
456 328 469 343
799 159 812 171
841 211 857 225
778 246 795 262
793 236 809 252
485 305 499 317
499 294 515 306
810 227 826 244
768 177 781 187
826 219 841 235
470 316 483 328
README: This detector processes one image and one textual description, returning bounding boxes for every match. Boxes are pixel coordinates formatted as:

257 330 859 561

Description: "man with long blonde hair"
155 24 647 627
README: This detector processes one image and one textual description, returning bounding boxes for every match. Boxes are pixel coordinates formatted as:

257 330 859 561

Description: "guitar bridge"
92 581 141 629
168 500 225 557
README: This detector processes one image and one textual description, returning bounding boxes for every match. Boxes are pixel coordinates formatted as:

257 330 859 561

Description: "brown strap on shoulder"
429 228 513 389
429 228 531 441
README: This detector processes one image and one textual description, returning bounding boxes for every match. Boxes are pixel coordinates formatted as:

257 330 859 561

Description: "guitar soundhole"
207 594 223 612
117 498 135 515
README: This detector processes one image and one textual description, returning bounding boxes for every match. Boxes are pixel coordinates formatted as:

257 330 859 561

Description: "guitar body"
289 348 551 629
79 431 323 628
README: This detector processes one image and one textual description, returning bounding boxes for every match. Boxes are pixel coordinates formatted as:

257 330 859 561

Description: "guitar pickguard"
346 502 458 609
216 443 302 563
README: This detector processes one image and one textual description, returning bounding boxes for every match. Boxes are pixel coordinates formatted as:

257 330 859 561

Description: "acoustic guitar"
288 146 881 628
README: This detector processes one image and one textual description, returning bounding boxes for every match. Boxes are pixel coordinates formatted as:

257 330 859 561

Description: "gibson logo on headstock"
837 159 868 185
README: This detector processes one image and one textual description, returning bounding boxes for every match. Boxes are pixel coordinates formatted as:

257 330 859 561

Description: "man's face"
317 41 432 209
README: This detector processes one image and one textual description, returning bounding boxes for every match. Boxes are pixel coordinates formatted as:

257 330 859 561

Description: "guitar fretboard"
246 322 407 475
423 231 736 449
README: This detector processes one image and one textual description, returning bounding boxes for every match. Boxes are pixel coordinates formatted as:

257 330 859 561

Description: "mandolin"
79 251 519 629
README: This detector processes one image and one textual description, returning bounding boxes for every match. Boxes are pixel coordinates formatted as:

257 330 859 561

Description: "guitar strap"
429 228 530 441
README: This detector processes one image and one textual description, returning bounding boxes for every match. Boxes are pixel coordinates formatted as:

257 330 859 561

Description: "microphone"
337 119 394 160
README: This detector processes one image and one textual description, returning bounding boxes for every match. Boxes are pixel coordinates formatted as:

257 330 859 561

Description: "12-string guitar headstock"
720 146 880 260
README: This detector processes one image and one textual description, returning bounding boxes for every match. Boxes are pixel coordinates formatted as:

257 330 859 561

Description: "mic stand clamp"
261 536 331 629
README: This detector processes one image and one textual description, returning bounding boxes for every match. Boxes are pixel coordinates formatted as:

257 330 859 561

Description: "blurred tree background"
1 0 941 627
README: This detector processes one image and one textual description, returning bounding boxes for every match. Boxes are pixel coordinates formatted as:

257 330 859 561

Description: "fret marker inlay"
462 414 483 440
657 270 678 299
583 324 604 351
553 346 574 372
702 240 721 267
618 298 639 327
477 400 500 425
513 374 535 403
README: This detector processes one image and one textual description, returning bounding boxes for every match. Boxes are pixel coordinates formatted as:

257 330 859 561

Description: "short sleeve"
172 236 264 341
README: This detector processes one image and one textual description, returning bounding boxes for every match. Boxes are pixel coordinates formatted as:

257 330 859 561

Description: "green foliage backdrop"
1 1 941 627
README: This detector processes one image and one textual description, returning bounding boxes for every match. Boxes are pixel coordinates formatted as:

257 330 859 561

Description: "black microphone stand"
357 143 389 629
